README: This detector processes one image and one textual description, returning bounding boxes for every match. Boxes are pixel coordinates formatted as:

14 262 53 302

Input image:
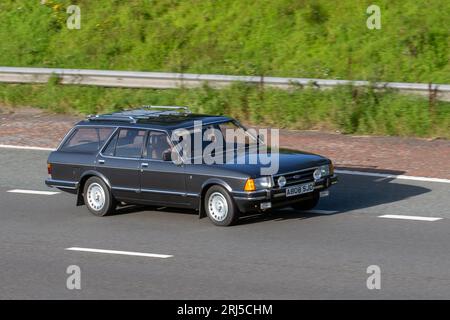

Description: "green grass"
0 0 448 83
0 1 448 138
1 82 449 139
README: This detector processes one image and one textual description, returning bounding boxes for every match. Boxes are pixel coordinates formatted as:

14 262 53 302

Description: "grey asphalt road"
0 148 449 299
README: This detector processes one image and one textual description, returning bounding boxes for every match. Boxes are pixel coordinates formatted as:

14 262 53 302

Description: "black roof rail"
86 106 191 123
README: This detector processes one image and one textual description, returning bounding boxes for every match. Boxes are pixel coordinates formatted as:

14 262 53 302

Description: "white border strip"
378 214 442 222
0 144 55 151
335 169 450 184
65 247 173 259
7 189 59 195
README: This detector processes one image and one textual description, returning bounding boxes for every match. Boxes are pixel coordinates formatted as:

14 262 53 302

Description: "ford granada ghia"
45 106 337 226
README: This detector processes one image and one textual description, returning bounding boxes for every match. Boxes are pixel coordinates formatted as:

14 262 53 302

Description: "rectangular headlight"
254 176 273 189
320 164 330 177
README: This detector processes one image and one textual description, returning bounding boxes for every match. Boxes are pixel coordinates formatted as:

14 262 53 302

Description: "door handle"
98 159 105 164
141 162 149 168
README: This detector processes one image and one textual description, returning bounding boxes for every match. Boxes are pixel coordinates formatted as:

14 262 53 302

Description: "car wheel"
291 191 320 211
205 185 239 226
83 176 116 217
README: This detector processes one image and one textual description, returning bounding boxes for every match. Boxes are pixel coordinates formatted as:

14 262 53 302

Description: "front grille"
275 168 316 187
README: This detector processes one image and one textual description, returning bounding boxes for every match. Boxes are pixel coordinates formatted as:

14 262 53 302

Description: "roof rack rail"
141 105 191 113
87 114 137 123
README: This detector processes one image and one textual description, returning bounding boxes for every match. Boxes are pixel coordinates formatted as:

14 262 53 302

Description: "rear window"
60 127 115 153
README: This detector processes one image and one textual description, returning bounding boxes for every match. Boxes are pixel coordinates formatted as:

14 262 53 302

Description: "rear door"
96 128 146 201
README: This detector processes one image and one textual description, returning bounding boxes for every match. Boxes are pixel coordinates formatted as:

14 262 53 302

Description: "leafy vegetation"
1 82 449 139
0 0 448 82
0 0 448 138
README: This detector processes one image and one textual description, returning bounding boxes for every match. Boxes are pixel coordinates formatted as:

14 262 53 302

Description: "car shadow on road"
112 204 196 216
109 168 432 225
238 168 432 225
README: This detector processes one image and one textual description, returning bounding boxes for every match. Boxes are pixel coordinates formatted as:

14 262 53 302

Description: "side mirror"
162 150 172 161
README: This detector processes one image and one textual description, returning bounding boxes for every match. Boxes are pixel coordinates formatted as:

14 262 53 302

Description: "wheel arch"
198 178 233 218
76 171 112 206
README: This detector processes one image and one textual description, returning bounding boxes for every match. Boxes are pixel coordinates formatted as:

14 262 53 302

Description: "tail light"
47 163 52 177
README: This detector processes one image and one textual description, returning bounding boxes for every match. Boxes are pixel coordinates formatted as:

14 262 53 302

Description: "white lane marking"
0 144 55 151
335 169 450 184
307 210 338 215
65 247 173 259
378 214 442 222
7 189 60 195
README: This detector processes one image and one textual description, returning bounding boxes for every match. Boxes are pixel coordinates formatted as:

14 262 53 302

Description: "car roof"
75 109 232 132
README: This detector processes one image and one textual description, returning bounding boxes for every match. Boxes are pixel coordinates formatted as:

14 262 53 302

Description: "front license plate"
286 182 314 197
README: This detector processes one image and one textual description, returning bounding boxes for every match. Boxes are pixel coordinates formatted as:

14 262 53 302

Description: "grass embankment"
1 82 449 139
0 0 448 83
0 0 448 138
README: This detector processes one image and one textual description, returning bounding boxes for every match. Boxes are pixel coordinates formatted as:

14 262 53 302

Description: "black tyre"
205 185 239 226
83 176 116 217
291 191 320 211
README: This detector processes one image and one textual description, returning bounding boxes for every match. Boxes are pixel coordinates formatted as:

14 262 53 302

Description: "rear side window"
102 128 146 158
60 127 114 153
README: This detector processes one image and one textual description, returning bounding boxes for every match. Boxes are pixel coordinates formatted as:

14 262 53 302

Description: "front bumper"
232 174 338 213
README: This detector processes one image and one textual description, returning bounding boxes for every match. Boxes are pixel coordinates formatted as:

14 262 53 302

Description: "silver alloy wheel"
86 182 106 211
208 192 229 222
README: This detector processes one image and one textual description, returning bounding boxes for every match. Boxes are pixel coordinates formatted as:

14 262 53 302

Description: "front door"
139 130 189 206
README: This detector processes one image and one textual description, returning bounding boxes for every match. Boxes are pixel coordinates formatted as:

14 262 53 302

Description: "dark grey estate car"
46 106 337 226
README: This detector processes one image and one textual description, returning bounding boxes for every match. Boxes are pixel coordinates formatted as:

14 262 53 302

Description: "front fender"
198 178 234 219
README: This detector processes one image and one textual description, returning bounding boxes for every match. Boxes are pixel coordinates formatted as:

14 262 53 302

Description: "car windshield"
171 120 263 160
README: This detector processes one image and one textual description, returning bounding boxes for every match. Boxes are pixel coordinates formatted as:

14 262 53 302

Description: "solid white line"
7 189 60 195
0 144 55 151
65 247 173 259
378 214 442 222
335 169 450 184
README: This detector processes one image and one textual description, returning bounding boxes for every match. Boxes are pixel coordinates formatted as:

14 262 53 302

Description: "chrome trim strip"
141 188 200 197
111 186 140 192
234 196 267 201
233 190 267 196
56 186 77 190
273 166 319 177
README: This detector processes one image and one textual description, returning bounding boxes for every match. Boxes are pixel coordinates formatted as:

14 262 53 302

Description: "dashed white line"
7 189 60 195
378 214 443 222
65 247 173 259
335 169 450 184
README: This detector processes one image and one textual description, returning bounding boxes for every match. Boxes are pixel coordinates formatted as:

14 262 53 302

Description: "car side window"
103 131 118 156
61 127 114 153
146 131 171 160
103 128 146 158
